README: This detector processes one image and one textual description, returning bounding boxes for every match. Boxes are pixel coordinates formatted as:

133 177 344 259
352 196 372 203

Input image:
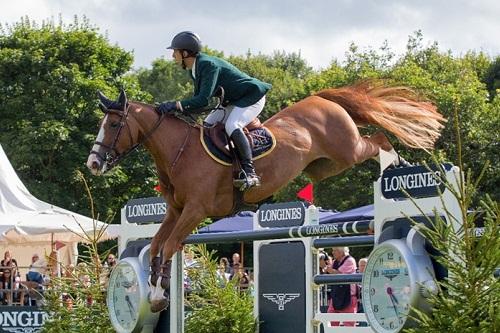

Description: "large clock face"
108 261 141 332
363 243 412 333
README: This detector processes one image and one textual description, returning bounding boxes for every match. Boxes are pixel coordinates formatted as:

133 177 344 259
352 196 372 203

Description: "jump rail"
184 219 372 244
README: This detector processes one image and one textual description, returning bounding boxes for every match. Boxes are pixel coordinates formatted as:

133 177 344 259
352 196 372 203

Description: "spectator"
216 262 230 287
318 248 332 313
229 252 241 276
231 263 249 292
79 274 93 306
318 249 331 274
325 247 358 326
357 257 368 327
0 268 24 305
183 247 198 293
248 271 255 297
106 254 117 269
27 253 46 284
219 257 231 274
232 253 241 266
358 258 367 274
1 251 18 277
47 250 58 277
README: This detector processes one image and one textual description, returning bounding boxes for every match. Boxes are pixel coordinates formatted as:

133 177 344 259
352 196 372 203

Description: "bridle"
90 104 166 169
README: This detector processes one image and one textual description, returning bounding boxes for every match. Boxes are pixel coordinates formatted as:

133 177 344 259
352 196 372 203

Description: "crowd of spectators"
0 249 121 308
1 244 367 328
182 249 252 294
0 251 47 306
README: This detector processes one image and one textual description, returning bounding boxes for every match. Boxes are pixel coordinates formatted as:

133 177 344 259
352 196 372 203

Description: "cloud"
0 0 498 70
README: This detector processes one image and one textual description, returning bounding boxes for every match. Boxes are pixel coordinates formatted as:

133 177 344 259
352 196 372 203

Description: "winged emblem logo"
262 293 300 310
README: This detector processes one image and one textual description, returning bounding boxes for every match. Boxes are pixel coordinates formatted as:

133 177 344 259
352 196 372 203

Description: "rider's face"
172 49 183 66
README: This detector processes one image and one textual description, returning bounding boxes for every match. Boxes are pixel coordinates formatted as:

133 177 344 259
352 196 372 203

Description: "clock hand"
125 295 135 313
386 287 400 317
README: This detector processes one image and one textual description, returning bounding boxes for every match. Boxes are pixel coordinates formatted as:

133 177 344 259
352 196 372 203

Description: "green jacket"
180 53 272 111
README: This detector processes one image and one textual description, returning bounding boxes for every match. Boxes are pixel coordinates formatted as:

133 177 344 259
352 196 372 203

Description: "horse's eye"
110 122 120 129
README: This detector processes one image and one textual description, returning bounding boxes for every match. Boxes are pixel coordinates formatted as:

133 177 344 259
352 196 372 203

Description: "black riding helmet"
167 31 202 54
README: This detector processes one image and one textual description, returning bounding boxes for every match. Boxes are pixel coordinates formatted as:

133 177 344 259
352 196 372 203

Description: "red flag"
54 241 66 250
297 183 314 203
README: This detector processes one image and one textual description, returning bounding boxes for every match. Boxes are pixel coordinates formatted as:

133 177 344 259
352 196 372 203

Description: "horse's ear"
97 91 115 109
118 89 127 109
98 102 108 113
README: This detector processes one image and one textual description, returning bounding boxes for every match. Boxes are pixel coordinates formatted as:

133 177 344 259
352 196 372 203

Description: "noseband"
90 104 165 169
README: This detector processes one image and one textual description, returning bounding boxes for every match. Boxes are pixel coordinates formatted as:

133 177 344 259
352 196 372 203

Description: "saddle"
201 118 276 166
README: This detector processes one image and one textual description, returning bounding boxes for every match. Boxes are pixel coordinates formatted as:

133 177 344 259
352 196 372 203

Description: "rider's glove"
155 101 178 114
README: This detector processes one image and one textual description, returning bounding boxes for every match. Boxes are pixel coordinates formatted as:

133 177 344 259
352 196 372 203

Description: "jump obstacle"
112 164 463 333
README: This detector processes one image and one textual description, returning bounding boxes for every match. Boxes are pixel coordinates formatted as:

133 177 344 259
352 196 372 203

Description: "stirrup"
233 173 261 191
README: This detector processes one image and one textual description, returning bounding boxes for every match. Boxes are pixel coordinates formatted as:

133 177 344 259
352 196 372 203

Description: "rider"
156 31 272 190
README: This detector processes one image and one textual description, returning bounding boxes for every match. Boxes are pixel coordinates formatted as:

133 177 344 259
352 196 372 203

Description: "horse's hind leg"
306 131 393 182
350 131 395 164
337 132 391 166
363 132 412 166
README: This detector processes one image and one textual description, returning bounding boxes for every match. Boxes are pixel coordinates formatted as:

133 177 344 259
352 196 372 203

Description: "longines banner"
125 197 167 224
381 164 452 199
258 201 306 228
0 307 48 333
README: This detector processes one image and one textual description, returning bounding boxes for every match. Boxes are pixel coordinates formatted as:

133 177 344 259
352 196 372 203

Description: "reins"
91 87 226 172
91 104 167 168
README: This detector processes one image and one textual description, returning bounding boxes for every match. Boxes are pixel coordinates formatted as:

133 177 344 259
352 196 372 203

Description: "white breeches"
204 96 266 135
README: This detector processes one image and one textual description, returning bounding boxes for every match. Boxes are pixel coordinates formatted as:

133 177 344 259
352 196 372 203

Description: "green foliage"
40 251 114 333
227 51 313 118
0 16 155 223
404 119 500 333
40 172 114 333
184 245 257 333
0 14 497 234
407 197 500 333
135 57 192 103
483 56 500 100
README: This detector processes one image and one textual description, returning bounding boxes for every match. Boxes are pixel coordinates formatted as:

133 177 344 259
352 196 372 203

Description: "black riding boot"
230 128 261 190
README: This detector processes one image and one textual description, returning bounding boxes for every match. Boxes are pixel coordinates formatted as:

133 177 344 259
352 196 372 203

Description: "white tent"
0 144 112 273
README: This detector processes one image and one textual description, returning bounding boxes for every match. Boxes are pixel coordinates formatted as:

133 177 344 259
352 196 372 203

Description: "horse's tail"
315 81 446 150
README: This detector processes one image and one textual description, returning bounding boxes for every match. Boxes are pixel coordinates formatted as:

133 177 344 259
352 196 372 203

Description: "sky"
1 0 499 70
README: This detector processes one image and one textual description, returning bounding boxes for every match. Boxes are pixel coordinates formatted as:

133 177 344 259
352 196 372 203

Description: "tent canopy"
0 144 110 244
0 144 113 273
198 206 374 234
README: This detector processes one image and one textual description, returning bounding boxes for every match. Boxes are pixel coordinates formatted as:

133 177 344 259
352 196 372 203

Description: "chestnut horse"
86 81 444 312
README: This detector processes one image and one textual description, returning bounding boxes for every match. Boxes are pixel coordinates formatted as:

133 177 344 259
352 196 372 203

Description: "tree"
0 16 152 222
483 56 500 100
277 32 500 209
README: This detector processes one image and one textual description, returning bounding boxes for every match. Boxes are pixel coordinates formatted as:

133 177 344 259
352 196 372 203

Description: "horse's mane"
129 101 202 128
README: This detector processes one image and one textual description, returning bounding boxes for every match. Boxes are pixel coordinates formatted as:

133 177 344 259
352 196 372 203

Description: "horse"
86 81 445 312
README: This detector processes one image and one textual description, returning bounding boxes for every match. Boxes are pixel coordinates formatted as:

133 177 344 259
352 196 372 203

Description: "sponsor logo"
262 293 301 311
258 202 305 228
381 165 449 199
125 197 167 223
382 268 401 281
303 224 338 236
0 309 48 333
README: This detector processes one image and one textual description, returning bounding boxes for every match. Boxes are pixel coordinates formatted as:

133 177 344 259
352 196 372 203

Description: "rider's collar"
191 58 197 79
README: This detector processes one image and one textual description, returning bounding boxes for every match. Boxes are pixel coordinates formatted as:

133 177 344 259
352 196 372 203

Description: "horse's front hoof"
150 296 169 313
150 257 161 287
